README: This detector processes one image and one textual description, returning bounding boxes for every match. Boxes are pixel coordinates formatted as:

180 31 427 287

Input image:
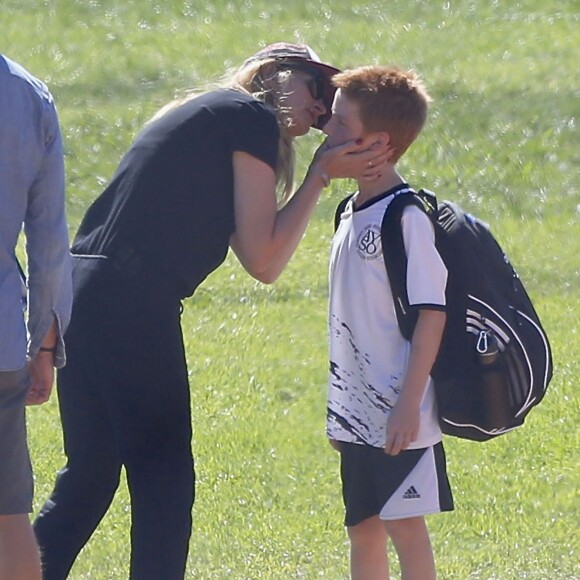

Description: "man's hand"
26 351 55 405
384 398 420 456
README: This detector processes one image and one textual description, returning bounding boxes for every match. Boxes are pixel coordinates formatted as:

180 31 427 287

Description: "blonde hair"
332 66 431 162
149 59 300 204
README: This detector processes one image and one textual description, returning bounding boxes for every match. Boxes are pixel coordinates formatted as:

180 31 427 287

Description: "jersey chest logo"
357 224 382 260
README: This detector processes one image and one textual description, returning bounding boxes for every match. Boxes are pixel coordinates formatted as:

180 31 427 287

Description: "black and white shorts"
339 441 453 527
0 367 34 515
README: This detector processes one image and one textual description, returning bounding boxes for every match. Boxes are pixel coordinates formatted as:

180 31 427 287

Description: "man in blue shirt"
0 54 72 580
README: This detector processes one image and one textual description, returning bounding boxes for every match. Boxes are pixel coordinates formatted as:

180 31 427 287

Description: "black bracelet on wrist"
39 346 57 353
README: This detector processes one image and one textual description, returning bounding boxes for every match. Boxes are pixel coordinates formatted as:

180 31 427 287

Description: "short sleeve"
229 99 279 171
402 205 447 309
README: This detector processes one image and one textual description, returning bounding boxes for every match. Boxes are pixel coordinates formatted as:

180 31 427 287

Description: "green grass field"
4 1 579 578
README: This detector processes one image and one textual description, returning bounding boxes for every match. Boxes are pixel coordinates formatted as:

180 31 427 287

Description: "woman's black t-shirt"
72 90 280 299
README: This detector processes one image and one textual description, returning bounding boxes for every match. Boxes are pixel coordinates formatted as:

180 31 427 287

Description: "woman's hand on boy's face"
320 135 394 182
314 137 390 182
351 134 395 181
359 147 393 182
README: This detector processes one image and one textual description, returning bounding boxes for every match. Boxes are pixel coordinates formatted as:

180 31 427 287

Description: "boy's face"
323 89 367 147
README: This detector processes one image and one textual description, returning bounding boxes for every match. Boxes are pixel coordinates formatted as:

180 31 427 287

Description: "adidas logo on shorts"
402 485 421 500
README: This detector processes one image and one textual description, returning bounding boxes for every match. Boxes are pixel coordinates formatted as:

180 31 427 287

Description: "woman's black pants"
34 258 195 579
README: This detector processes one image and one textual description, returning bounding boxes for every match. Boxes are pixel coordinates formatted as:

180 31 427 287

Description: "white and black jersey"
327 184 447 449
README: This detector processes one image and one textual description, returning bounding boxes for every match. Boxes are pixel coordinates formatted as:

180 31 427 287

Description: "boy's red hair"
332 66 431 162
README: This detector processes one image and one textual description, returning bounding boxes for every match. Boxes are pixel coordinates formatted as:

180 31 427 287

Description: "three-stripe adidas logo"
402 485 421 500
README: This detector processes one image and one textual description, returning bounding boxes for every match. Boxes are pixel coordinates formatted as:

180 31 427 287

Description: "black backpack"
334 189 553 441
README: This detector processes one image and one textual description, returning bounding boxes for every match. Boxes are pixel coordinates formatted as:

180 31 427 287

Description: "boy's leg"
339 443 452 580
384 516 435 580
376 443 453 580
340 444 390 580
0 514 41 580
347 515 389 580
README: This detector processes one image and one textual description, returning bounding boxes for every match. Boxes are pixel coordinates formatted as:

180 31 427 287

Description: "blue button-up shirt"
0 55 72 370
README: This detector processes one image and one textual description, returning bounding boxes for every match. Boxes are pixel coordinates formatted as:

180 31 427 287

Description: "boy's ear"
368 131 391 151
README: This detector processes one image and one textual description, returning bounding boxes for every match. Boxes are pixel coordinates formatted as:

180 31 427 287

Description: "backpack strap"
334 194 354 232
380 188 439 341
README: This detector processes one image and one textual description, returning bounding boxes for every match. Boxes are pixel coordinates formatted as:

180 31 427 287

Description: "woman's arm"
230 139 388 283
229 151 323 283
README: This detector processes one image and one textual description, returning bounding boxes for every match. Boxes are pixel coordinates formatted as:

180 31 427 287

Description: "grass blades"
6 0 579 577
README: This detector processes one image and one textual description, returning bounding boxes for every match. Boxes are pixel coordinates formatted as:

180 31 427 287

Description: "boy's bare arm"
384 309 446 456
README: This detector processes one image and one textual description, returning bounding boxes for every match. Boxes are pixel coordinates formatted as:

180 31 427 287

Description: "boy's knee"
347 515 387 547
384 517 427 542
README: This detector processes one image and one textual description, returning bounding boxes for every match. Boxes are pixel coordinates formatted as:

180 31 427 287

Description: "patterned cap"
244 42 340 129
